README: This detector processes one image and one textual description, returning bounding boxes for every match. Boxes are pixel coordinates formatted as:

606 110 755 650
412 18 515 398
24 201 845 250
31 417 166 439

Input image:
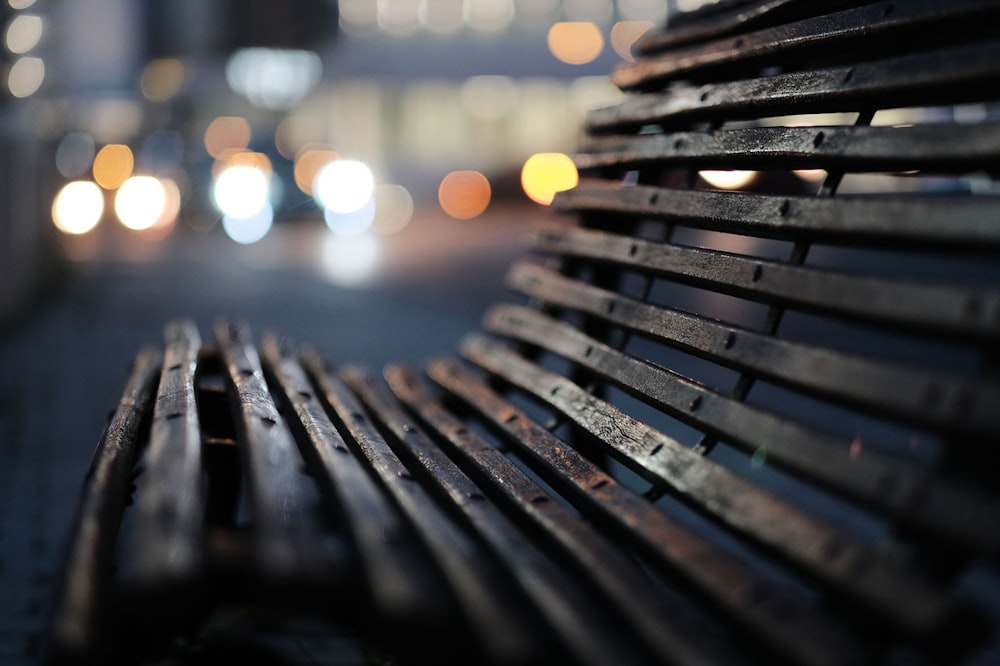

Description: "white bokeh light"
213 165 270 219
115 176 166 231
324 197 376 237
222 203 273 244
52 181 103 235
314 160 375 213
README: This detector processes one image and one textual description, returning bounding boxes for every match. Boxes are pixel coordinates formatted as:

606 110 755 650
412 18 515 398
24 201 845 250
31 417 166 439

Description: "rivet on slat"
504 413 518 424
166 412 183 420
591 479 608 490
466 492 485 501
689 395 703 411
673 137 684 151
550 385 561 397
734 38 744 49
402 424 414 433
261 416 277 427
605 300 616 314
843 68 854 84
699 90 709 102
168 363 182 371
752 264 763 282
813 131 825 148
724 332 736 349
298 391 312 400
454 427 468 436
240 368 254 377
531 496 549 504
779 199 791 217
650 444 664 456
629 243 639 257
397 470 413 481
649 192 659 205
585 345 594 358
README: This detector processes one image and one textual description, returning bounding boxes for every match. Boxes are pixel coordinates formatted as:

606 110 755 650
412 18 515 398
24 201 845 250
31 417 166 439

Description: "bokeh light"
314 159 375 213
521 153 579 205
8 0 37 9
156 177 182 228
222 203 273 245
52 181 104 235
618 0 668 23
699 170 758 190
226 48 322 110
5 13 43 54
115 176 166 231
204 116 251 160
611 21 654 62
140 58 185 102
320 233 380 286
438 170 492 219
377 0 421 36
55 132 96 179
563 0 613 23
419 0 464 34
371 184 414 235
324 197 376 237
213 165 270 219
464 0 515 33
7 55 44 97
294 147 337 195
460 75 518 121
547 22 604 65
93 144 134 190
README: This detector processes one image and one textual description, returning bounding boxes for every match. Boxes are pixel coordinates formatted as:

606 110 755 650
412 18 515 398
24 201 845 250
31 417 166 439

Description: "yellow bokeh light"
699 170 758 190
521 153 579 205
547 22 604 65
293 147 337 195
93 144 134 190
52 181 104 235
140 58 185 102
610 21 653 62
115 176 166 231
203 116 251 160
438 170 492 219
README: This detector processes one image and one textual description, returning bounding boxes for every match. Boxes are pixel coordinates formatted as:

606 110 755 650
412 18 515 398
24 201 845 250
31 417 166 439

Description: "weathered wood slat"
459 332 964 636
257 336 444 626
552 182 1000 249
47 346 161 660
344 365 651 666
529 226 1000 341
213 321 324 581
300 352 559 664
575 121 1000 173
128 320 204 588
384 362 742 666
426 355 864 666
505 263 1000 435
589 42 1000 130
617 0 1000 90
473 315 1000 556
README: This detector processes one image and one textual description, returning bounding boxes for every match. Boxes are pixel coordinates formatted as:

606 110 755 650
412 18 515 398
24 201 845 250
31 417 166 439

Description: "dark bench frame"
46 1 1000 664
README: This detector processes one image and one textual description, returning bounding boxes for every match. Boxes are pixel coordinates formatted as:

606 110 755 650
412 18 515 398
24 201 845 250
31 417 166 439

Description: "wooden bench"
46 1 1000 664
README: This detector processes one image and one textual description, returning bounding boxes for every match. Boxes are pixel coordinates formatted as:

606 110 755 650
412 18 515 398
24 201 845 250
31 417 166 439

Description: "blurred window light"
314 159 376 214
521 152 579 205
610 20 653 61
55 132 96 179
213 165 270 219
564 0 613 24
460 75 518 121
139 130 185 175
93 144 134 190
547 22 604 65
340 0 378 35
115 176 166 231
371 184 414 235
140 58 185 102
7 55 43 97
320 233 380 286
438 170 492 219
8 0 36 8
324 197 376 237
5 13 43 54
419 0 464 34
617 0 668 23
699 170 757 190
464 0 515 32
226 48 322 110
222 203 273 245
378 0 421 36
294 147 337 195
204 116 251 160
52 181 104 235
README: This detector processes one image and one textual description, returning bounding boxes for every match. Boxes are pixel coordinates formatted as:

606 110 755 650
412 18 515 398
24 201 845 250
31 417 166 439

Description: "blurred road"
0 201 550 664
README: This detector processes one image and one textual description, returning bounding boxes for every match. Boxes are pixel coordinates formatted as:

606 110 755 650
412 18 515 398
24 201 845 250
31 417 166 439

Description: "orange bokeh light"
92 144 134 190
203 116 251 160
438 170 492 220
294 147 337 195
610 21 653 62
547 22 604 65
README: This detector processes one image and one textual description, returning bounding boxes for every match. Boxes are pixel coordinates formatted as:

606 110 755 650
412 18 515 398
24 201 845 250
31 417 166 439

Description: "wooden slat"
575 121 1000 173
343 365 651 666
616 0 1000 89
47 346 161 660
426 355 864 666
589 42 1000 130
552 182 1000 250
474 314 1000 556
128 320 204 588
300 352 562 664
384 362 738 666
529 226 1000 341
505 263 1000 435
257 336 445 626
214 320 325 581
460 331 964 633
637 0 872 52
